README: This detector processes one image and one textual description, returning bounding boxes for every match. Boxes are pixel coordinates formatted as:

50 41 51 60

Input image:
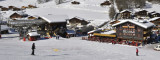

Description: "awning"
93 33 116 37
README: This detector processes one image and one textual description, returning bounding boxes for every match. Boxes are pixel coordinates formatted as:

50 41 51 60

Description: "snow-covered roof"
40 14 68 23
72 16 85 20
1 25 10 31
149 17 160 21
101 30 116 34
66 30 76 34
28 32 40 36
88 29 102 34
112 20 155 29
120 10 132 13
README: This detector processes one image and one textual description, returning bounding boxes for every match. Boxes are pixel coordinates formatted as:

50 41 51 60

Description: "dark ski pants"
136 52 138 56
31 49 35 55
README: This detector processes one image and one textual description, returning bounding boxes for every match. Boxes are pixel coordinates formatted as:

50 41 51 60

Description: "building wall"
116 22 144 40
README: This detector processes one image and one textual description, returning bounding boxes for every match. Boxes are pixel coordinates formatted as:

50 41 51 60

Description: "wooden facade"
21 6 28 9
115 22 152 45
28 16 37 20
71 1 80 4
100 1 111 6
10 12 28 19
150 18 160 30
36 17 67 37
10 13 22 19
8 6 15 9
120 10 131 19
151 13 160 18
28 5 37 8
135 10 148 17
1 7 9 11
13 8 21 11
69 17 88 25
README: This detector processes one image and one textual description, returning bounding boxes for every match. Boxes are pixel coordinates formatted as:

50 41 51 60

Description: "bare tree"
109 5 116 19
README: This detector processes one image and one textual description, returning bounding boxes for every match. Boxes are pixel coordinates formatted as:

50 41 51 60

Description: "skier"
31 43 36 55
136 48 138 56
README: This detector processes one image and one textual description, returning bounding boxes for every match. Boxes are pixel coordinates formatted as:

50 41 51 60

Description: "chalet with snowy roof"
120 10 131 19
8 6 15 10
67 17 89 30
38 14 68 37
149 17 160 30
28 5 37 8
13 8 21 11
112 20 154 46
21 6 27 9
135 10 148 18
10 12 28 19
100 0 111 6
71 1 80 4
148 12 160 18
1 7 9 11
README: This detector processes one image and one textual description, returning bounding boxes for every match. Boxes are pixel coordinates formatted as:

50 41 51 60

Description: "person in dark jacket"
31 43 36 55
136 48 139 56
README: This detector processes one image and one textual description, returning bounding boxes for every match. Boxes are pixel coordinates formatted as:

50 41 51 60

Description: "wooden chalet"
67 17 89 35
8 6 15 9
112 20 154 46
135 10 148 18
38 14 68 37
13 8 21 11
120 10 131 19
10 12 28 19
1 7 9 11
71 1 80 4
21 6 28 9
149 13 160 18
100 1 111 6
149 17 160 30
68 17 89 26
28 5 37 8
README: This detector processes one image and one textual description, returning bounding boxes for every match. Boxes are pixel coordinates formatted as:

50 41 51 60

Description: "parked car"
154 45 160 51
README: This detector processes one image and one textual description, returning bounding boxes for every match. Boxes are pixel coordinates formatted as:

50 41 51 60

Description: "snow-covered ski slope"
0 0 110 27
0 0 38 7
0 34 160 60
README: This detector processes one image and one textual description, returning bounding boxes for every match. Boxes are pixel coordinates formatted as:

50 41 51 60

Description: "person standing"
57 35 59 40
31 43 36 55
136 48 139 56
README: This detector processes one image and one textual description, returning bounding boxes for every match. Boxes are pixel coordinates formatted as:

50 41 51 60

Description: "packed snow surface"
0 34 160 60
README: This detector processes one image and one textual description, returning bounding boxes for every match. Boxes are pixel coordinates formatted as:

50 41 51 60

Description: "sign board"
123 30 135 33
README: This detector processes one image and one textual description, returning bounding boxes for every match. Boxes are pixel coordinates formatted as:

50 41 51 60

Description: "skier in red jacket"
136 48 138 56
